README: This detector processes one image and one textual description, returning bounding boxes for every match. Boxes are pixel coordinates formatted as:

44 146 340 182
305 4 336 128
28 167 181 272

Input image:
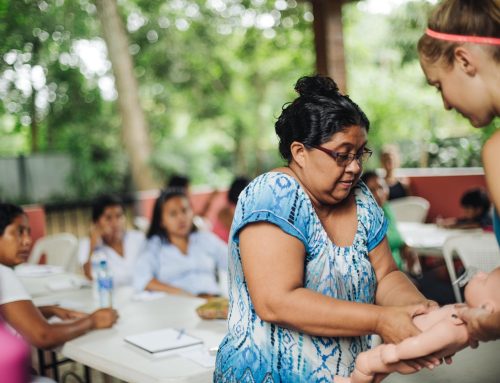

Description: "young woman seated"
133 189 228 297
79 194 145 286
0 203 118 350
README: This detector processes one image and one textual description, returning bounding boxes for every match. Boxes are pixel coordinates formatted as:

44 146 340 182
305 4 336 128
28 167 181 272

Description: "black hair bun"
294 75 339 98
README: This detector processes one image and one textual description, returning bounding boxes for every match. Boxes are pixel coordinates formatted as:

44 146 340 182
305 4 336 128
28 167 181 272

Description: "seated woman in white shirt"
79 195 145 286
0 203 118 350
133 188 228 297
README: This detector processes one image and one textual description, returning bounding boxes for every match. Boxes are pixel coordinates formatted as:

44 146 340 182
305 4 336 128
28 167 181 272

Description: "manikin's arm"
336 309 466 383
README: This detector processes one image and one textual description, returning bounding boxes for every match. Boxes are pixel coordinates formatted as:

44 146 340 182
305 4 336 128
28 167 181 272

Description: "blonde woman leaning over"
418 0 500 342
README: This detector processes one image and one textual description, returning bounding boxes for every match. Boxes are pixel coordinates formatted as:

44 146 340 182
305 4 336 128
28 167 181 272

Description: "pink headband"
426 28 500 46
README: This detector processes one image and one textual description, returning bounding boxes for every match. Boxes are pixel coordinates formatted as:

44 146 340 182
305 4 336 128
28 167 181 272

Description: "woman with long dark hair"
133 188 228 297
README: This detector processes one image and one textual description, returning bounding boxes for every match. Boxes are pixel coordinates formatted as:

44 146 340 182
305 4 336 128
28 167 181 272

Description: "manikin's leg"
336 345 419 383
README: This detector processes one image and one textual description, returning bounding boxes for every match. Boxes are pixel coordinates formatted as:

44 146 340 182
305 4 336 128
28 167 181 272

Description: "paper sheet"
124 328 203 354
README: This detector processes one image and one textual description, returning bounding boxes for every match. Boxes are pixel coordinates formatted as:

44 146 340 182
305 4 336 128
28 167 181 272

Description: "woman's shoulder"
143 235 164 252
483 130 500 160
355 181 387 245
241 171 303 205
355 181 384 218
354 180 374 203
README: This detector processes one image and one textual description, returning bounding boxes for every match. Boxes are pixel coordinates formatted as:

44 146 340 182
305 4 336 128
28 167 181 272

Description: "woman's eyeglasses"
313 145 373 167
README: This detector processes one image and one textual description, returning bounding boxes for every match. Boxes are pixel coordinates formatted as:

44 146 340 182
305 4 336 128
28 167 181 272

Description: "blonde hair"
418 0 500 66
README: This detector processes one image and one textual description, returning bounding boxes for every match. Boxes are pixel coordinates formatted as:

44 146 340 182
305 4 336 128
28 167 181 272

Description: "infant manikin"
336 267 500 383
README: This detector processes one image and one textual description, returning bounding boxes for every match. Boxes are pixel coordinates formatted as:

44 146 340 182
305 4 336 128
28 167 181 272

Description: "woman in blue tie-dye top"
214 75 436 383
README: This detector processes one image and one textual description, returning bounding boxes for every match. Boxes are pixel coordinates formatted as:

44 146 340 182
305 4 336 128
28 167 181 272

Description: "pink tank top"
0 322 30 383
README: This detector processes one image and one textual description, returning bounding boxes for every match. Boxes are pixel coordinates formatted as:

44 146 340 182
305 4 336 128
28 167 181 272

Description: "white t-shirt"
78 230 145 287
0 264 31 306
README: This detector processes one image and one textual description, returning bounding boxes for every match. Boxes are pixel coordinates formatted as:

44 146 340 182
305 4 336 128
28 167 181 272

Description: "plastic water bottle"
97 259 113 308
90 248 105 300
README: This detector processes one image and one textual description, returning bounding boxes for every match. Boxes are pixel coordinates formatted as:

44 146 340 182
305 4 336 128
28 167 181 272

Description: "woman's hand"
375 302 436 344
89 223 104 248
90 308 119 329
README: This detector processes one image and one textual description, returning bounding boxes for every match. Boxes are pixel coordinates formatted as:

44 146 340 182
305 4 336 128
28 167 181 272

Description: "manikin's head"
464 267 500 313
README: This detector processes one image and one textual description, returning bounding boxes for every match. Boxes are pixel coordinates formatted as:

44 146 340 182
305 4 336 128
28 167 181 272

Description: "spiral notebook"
124 328 203 354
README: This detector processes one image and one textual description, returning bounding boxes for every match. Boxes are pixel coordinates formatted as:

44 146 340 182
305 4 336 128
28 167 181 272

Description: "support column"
311 0 347 94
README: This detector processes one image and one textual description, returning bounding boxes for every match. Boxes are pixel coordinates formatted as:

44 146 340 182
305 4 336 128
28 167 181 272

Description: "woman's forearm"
83 261 92 280
145 278 193 296
376 270 426 306
256 287 383 337
34 317 96 349
1 301 95 350
38 305 58 319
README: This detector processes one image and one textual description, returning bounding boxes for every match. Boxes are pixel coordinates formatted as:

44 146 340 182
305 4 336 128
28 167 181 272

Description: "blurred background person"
167 173 217 231
0 320 30 383
212 176 250 242
418 0 499 323
436 187 492 230
166 174 190 193
361 171 422 277
79 195 145 286
0 203 118 351
133 189 228 297
380 144 411 200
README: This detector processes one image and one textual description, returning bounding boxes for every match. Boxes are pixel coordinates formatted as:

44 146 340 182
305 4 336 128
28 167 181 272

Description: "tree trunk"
95 0 157 190
30 39 40 152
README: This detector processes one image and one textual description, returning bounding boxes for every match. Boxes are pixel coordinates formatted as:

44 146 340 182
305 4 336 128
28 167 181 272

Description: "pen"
177 328 185 340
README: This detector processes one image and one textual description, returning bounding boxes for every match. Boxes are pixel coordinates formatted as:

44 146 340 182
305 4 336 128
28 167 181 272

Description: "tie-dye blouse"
214 172 388 382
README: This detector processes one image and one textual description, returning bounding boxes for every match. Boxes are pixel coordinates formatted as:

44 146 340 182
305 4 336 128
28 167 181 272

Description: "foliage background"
0 0 497 203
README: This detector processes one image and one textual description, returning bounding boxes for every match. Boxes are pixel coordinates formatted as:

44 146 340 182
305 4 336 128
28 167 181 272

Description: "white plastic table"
61 291 226 383
19 271 226 383
396 222 482 256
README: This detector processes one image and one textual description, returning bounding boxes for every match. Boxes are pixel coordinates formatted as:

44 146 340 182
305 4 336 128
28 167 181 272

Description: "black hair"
360 170 379 185
460 188 490 213
146 188 196 241
275 75 370 162
228 177 250 205
0 203 24 235
91 195 124 223
167 174 190 189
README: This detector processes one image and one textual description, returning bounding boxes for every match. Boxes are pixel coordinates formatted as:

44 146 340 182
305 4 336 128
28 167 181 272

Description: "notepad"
124 328 203 354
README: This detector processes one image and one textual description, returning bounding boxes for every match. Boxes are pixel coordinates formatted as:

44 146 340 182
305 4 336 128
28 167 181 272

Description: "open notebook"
124 328 203 354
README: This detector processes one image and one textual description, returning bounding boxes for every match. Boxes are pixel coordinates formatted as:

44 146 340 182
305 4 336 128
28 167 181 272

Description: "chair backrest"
442 232 500 303
133 216 150 233
388 196 430 223
28 233 79 272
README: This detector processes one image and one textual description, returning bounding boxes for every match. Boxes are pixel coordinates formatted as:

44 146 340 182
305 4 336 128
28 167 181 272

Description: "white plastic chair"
442 232 500 303
388 196 430 223
133 216 150 233
29 233 79 272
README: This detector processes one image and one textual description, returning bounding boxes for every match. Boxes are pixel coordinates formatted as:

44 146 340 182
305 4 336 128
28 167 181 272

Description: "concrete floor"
385 340 500 383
